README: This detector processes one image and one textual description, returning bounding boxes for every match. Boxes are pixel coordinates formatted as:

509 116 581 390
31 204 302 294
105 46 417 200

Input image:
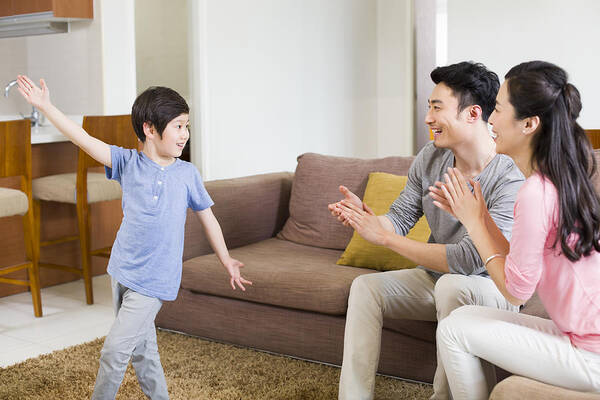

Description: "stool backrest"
586 129 600 150
0 119 31 190
76 115 139 205
80 115 139 170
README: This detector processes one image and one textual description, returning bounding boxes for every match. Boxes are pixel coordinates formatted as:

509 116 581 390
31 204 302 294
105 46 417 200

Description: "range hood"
0 11 87 39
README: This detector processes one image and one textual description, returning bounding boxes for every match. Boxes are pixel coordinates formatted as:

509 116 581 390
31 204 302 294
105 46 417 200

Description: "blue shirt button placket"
155 171 166 203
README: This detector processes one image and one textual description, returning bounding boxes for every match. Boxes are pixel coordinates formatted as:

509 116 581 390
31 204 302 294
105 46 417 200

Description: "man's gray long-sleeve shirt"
385 142 524 279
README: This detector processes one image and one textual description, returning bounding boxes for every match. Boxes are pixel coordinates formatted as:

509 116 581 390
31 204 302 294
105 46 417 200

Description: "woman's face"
488 81 528 157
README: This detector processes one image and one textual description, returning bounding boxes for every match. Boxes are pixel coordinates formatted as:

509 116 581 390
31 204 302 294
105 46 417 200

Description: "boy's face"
155 113 190 158
425 83 473 150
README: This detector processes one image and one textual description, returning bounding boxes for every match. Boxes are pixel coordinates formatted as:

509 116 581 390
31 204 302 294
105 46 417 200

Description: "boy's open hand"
223 257 252 291
16 75 51 111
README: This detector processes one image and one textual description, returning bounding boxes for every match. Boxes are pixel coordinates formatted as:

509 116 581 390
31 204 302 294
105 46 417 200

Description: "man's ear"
143 122 155 141
466 105 483 123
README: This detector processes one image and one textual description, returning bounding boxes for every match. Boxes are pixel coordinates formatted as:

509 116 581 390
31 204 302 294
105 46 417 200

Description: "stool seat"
0 187 29 218
32 172 122 204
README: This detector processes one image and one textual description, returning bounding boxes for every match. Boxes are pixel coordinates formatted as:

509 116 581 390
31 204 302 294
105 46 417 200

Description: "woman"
429 60 600 399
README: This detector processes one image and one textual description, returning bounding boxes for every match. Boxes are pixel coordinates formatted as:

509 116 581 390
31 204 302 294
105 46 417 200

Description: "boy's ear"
143 122 155 140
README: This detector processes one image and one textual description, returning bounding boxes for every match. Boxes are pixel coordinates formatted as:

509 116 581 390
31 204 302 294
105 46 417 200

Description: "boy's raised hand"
16 75 51 111
223 257 252 291
15 74 112 167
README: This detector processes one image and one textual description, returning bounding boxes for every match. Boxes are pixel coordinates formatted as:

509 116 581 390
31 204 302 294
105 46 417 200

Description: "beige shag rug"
0 330 432 399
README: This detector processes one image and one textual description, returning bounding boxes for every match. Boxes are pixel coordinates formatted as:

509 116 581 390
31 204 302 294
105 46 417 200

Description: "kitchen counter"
0 115 82 144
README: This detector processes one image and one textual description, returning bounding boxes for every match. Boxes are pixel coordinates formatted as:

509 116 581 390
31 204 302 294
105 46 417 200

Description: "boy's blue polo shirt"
105 145 213 301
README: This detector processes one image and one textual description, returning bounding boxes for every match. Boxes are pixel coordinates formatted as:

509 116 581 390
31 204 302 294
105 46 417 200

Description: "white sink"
0 115 83 144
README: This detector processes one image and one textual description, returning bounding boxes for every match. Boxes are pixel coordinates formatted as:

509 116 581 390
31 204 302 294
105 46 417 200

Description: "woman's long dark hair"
505 61 600 261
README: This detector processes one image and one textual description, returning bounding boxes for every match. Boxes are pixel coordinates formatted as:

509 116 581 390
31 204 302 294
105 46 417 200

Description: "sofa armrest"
489 376 600 400
183 172 294 261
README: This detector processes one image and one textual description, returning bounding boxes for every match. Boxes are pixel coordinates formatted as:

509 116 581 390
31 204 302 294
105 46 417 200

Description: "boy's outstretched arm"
195 208 252 291
16 75 112 167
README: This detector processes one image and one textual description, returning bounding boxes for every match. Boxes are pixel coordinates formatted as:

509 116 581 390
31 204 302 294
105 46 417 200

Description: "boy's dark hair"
430 61 499 122
131 86 189 142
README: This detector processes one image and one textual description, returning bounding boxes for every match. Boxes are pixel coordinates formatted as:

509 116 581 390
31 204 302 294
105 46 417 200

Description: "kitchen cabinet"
0 0 93 19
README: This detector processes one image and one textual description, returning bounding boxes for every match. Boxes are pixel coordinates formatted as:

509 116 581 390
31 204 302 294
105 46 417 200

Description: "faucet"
4 79 42 127
4 79 17 97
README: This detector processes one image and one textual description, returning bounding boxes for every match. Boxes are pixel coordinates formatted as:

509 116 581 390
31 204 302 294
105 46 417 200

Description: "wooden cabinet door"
0 2 13 18
11 0 53 16
53 0 93 19
0 0 92 19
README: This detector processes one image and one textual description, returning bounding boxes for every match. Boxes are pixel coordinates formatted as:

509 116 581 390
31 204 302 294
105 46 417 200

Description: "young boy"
16 75 252 399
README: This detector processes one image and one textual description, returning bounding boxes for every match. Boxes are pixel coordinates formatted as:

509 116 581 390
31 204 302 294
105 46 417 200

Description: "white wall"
100 0 136 115
446 0 600 129
190 0 375 180
0 38 34 116
1 0 415 179
0 2 103 116
190 0 414 180
377 0 413 157
0 0 135 117
135 0 188 100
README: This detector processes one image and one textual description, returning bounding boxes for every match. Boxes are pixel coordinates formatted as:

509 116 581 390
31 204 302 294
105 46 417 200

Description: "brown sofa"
156 152 600 399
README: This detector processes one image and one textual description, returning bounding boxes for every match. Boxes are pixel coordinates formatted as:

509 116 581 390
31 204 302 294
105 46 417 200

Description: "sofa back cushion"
183 172 293 260
278 152 414 250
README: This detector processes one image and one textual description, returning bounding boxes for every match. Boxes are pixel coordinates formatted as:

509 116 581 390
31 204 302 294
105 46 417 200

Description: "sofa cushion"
337 172 431 271
383 318 437 343
278 152 414 250
520 292 550 319
183 172 293 261
180 237 377 315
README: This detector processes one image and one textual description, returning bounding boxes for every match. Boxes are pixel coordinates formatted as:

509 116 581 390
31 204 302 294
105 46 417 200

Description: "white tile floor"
0 274 114 368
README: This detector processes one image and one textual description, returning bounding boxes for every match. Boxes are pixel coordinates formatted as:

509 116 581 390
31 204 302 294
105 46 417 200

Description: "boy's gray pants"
92 277 168 400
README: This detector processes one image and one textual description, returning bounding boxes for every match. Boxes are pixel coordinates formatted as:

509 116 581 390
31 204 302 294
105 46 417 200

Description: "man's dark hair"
131 86 189 142
430 61 499 122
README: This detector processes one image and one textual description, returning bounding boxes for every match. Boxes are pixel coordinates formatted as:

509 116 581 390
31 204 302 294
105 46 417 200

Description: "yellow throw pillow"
336 172 430 271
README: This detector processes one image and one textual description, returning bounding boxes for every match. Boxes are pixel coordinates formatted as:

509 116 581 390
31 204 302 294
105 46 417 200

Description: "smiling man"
330 61 525 400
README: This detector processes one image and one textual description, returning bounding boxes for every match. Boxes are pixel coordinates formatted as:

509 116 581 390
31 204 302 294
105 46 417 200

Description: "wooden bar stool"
32 115 138 304
0 119 42 317
586 129 600 149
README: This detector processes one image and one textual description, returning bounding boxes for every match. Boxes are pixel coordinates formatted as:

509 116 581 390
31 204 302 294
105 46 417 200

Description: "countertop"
0 115 82 144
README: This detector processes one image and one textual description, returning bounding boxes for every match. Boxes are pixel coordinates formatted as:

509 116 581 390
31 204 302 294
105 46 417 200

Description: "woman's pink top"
505 173 600 354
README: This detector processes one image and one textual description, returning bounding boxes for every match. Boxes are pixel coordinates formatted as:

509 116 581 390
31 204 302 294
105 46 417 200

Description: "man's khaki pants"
338 268 518 400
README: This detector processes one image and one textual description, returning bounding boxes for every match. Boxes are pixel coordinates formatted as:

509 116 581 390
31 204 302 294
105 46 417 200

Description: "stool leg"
76 199 94 305
33 200 41 254
24 204 42 317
